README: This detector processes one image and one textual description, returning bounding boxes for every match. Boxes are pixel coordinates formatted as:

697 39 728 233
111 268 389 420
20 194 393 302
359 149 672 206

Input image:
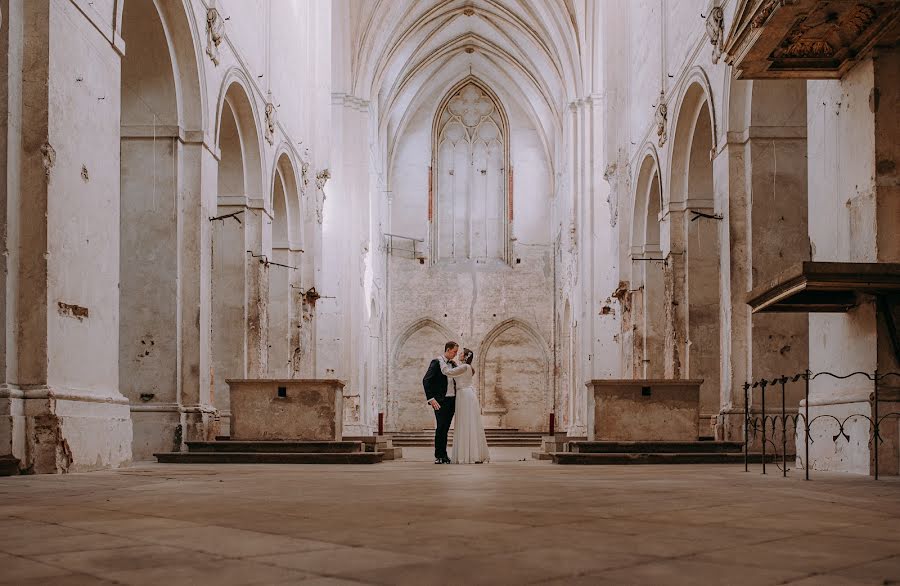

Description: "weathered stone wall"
387 248 553 432
384 73 554 433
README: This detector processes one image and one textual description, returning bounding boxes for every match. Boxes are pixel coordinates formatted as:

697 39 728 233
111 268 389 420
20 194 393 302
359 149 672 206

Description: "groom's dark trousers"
433 396 455 460
423 357 455 460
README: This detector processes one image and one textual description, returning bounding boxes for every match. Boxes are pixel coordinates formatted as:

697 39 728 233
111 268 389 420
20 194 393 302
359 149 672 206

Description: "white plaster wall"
46 0 122 396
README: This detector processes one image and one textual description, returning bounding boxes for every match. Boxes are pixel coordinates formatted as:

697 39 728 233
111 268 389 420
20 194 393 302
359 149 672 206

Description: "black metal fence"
743 370 900 480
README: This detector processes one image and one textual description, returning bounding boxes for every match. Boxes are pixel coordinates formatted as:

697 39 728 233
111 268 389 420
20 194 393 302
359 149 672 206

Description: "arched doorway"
212 79 266 428
119 0 201 459
632 152 666 379
479 320 549 431
388 320 455 432
670 83 721 421
268 153 301 378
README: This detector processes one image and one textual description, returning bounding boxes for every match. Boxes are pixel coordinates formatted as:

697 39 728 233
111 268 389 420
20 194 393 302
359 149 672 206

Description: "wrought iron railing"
743 370 900 480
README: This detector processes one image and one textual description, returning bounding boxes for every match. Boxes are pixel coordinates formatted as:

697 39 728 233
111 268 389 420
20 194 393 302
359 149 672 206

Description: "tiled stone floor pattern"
1 447 899 585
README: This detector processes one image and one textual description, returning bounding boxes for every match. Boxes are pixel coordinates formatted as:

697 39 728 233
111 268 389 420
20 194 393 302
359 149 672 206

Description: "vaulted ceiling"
340 0 589 178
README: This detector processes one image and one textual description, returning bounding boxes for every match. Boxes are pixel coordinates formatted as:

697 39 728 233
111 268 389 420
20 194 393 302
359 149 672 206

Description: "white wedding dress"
450 365 490 464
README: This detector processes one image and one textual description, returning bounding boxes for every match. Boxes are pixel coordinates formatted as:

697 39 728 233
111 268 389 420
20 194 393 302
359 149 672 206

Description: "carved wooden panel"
724 0 900 79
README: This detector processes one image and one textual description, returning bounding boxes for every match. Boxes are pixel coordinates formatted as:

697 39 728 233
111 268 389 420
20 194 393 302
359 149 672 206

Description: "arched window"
432 80 509 263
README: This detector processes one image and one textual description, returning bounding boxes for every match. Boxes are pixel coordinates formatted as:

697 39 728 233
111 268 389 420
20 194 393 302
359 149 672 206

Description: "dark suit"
423 358 456 460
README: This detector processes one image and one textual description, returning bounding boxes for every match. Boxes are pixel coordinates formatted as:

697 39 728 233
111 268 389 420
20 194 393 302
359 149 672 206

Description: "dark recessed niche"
444 314 448 317
277 386 287 398
516 258 521 264
641 386 652 397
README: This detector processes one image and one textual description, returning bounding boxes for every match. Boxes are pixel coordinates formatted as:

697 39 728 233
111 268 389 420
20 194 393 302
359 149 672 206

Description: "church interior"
1 0 899 583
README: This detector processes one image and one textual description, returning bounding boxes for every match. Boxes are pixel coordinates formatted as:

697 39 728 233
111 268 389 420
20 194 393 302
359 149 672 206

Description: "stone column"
177 139 217 445
245 204 271 378
10 1 132 472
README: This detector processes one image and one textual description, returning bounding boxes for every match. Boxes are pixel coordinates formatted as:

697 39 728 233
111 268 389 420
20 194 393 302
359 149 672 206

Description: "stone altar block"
586 380 701 442
227 379 343 441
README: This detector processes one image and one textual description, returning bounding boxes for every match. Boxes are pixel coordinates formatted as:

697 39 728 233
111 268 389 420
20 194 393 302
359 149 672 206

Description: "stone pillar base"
130 407 184 461
17 387 132 474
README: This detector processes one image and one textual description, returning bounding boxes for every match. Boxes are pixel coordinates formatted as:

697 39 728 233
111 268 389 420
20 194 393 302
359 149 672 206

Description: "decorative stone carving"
314 169 330 224
603 162 619 227
654 91 667 148
724 0 899 79
297 145 311 191
751 0 785 29
706 6 725 64
264 96 277 146
205 3 225 66
315 168 331 191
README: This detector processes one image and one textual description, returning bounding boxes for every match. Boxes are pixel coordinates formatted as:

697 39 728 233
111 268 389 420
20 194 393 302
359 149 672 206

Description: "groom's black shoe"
434 458 445 464
441 457 452 464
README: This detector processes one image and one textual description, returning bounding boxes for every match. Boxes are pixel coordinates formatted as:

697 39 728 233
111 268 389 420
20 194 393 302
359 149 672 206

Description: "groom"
423 341 460 464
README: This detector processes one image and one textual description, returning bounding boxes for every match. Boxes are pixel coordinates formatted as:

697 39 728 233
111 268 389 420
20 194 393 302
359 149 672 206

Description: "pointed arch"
431 76 511 264
391 318 456 365
477 318 550 431
271 147 302 247
387 318 457 431
215 70 265 202
631 144 664 260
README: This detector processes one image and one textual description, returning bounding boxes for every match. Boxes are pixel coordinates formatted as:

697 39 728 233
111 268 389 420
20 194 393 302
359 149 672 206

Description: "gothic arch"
669 79 716 209
215 71 265 201
629 149 665 379
431 76 511 264
118 0 206 459
477 319 550 431
387 318 457 431
631 146 663 255
271 148 301 246
390 318 456 365
669 78 722 418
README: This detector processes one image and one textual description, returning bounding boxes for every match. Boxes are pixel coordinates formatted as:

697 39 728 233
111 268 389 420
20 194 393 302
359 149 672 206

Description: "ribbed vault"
345 0 585 181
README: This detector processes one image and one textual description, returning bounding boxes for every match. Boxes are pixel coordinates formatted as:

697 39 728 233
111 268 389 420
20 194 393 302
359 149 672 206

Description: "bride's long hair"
462 348 474 365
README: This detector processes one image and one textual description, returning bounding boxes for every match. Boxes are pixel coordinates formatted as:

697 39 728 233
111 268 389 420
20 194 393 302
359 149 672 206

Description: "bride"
448 348 490 464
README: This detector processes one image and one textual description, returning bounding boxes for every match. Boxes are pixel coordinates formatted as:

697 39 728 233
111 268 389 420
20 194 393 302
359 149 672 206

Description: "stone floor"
1 447 899 585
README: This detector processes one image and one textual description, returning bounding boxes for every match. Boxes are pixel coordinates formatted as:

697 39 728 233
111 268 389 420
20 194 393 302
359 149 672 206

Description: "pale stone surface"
228 379 343 441
587 380 701 441
1 451 900 583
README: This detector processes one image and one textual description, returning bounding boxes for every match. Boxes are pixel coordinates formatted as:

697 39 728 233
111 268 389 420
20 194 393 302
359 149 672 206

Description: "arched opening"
479 321 549 431
119 0 180 459
212 81 266 426
388 321 454 432
632 151 666 380
670 84 721 419
432 79 510 264
643 170 666 378
267 154 298 378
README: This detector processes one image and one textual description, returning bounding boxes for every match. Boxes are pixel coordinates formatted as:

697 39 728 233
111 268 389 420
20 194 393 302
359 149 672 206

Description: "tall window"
432 80 509 263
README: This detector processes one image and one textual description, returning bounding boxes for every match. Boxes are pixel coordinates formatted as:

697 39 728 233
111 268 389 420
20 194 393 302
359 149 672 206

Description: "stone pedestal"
586 380 701 442
228 379 343 441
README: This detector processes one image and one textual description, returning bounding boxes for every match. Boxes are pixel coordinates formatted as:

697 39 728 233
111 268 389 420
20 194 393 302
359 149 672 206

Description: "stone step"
185 441 365 454
395 439 540 448
380 447 403 460
0 455 20 476
154 452 384 464
570 441 745 454
551 452 775 465
531 452 554 461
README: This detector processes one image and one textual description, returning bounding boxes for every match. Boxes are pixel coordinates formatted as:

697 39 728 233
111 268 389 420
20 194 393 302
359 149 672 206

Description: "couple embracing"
422 341 491 465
